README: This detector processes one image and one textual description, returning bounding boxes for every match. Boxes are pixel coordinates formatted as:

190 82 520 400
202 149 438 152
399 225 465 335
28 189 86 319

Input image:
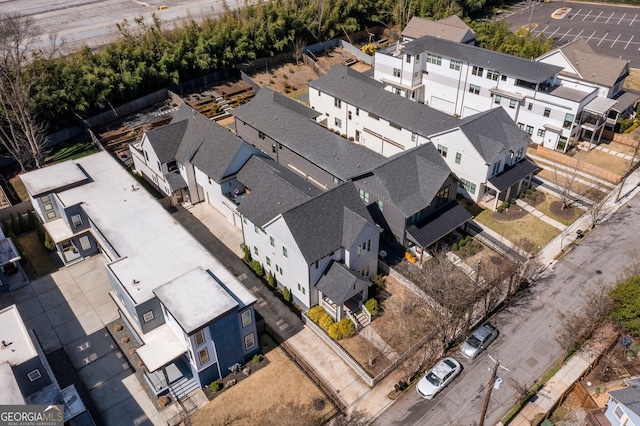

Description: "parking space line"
573 29 584 41
618 13 626 25
625 35 634 49
582 10 591 22
605 12 615 24
631 14 637 26
586 31 597 42
559 29 572 42
597 32 609 46
547 28 560 40
571 9 581 20
593 11 603 22
611 34 621 48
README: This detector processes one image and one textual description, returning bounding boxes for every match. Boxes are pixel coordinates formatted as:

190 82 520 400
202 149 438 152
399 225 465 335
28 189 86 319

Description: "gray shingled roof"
457 107 531 162
236 156 322 227
144 120 188 164
553 39 629 87
609 377 640 417
402 35 562 83
355 143 452 217
164 171 188 191
168 103 250 182
315 261 369 304
549 85 591 103
281 182 377 263
402 16 475 43
308 65 458 137
232 88 386 180
612 91 640 114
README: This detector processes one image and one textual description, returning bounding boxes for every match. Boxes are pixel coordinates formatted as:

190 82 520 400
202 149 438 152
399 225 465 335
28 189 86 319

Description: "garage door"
462 106 481 117
430 97 455 115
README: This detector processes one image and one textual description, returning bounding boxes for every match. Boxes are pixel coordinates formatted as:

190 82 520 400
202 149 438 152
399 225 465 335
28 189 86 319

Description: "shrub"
44 231 55 251
319 313 334 330
289 68 295 74
451 242 458 251
307 306 326 323
364 298 379 316
10 214 20 235
624 122 639 134
502 201 510 210
361 43 379 55
510 198 516 205
27 211 37 230
209 381 221 392
17 213 28 234
252 354 263 363
497 205 505 213
337 318 355 339
283 286 292 302
282 74 288 79
371 274 387 289
243 245 252 263
250 260 263 277
267 271 276 288
327 323 342 340
269 79 275 85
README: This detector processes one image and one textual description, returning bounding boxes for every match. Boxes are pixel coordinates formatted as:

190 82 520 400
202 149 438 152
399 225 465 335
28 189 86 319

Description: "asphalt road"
505 1 640 68
373 192 640 425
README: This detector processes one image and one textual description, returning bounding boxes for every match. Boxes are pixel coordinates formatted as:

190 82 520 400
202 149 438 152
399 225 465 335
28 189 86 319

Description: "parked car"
460 323 498 360
416 357 462 399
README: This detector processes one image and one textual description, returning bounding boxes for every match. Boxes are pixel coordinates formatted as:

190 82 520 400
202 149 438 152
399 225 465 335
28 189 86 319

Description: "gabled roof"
315 261 369 304
456 108 531 162
280 182 377 263
609 377 640 417
232 88 386 180
143 120 187 164
167 103 251 182
354 143 452 217
402 35 562 83
236 156 322 227
309 65 458 137
547 39 629 87
402 15 475 43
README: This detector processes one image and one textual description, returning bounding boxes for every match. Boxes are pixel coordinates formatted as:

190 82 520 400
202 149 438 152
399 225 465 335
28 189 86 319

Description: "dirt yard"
190 334 335 425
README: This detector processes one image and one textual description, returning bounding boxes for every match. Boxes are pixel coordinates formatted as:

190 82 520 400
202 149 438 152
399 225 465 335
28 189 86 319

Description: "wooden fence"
536 145 622 184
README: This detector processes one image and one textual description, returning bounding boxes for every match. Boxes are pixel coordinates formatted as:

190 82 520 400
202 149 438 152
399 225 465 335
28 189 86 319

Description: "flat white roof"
43 218 75 244
22 152 256 312
0 305 38 366
20 161 88 197
155 267 239 334
0 362 25 404
136 324 186 372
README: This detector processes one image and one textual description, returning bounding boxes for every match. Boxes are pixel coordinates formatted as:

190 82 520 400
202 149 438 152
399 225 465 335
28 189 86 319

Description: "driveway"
0 255 176 425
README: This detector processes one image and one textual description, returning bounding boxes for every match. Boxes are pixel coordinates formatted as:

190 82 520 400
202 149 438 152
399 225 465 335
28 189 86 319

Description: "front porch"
316 261 371 329
484 159 539 211
144 357 199 400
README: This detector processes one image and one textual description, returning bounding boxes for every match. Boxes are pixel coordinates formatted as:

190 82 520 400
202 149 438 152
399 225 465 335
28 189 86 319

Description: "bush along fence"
1 211 56 260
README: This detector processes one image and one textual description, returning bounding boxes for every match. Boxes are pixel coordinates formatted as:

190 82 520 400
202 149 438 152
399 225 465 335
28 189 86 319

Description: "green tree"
610 275 640 335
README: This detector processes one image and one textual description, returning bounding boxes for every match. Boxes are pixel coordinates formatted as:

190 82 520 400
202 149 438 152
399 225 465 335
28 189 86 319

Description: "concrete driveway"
0 255 175 425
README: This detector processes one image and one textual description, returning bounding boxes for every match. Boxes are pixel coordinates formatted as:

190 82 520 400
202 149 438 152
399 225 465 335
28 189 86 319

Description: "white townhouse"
21 152 259 399
373 35 619 151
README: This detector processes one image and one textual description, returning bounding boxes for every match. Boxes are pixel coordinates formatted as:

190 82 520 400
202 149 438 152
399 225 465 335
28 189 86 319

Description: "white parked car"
460 323 499 360
416 357 462 399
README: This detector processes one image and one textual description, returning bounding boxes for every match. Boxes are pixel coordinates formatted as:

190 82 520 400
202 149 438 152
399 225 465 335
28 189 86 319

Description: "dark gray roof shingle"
144 120 188 163
233 88 386 180
401 35 562 83
609 378 640 417
308 65 458 137
315 261 369 304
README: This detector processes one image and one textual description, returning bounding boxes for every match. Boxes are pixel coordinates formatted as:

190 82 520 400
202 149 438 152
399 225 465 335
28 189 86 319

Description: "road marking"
593 11 603 22
547 28 560 40
582 10 591 22
571 9 581 20
573 29 584 41
631 14 637 26
618 13 626 25
559 29 572 42
597 32 609 46
611 34 621 48
586 31 597 42
624 35 634 49
605 12 615 24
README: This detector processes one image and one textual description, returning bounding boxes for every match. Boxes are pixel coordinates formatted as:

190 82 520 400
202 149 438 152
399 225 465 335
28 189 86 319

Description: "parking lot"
504 1 640 68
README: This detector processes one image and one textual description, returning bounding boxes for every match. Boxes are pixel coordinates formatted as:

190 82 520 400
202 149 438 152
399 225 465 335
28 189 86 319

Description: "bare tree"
292 37 307 65
0 13 59 171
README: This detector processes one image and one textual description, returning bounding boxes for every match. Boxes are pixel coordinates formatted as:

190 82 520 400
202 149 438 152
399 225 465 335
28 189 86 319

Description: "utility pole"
479 359 500 426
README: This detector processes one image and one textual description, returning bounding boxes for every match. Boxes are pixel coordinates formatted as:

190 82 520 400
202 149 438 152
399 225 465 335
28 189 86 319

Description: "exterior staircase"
354 309 370 328
169 376 199 401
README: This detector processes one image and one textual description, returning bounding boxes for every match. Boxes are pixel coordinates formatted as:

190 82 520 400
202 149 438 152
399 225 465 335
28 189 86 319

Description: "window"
157 161 161 172
207 176 212 185
198 348 209 364
528 103 533 111
494 95 502 104
450 60 461 70
501 75 507 81
258 131 266 140
455 152 462 164
359 189 370 204
243 217 247 225
144 151 149 161
348 111 352 120
71 214 83 228
46 211 57 220
460 178 477 194
44 203 53 211
245 333 256 350
563 113 574 129
272 143 276 153
254 225 259 234
515 148 524 161
492 161 501 176
537 129 546 137
253 246 259 257
335 118 342 128
437 144 448 158
393 68 401 77
411 133 417 142
334 98 341 108
377 199 383 210
406 54 411 63
525 125 534 136
435 187 450 207
543 108 551 118
275 265 283 275
360 264 370 276
395 88 401 95
486 69 499 80
79 235 91 251
302 286 305 295
517 122 524 129
426 54 442 65
472 66 484 76
269 236 275 247
356 107 359 116
241 310 252 327
355 130 360 142
194 329 205 346
469 84 480 95
143 310 154 323
358 239 372 256
266 256 271 266
282 246 288 258
27 369 42 382
509 99 517 109
614 404 624 419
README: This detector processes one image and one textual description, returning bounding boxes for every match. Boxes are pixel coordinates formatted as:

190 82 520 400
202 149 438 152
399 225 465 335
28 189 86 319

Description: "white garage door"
430 97 455 115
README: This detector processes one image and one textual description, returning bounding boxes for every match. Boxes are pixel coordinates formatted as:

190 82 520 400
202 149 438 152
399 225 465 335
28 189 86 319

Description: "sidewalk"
515 199 566 231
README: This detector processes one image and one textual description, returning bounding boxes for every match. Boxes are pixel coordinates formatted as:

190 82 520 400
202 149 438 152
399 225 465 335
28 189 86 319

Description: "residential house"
401 15 476 44
232 88 386 190
21 152 259 398
0 305 89 423
605 377 640 426
131 104 263 227
373 35 617 151
350 143 471 254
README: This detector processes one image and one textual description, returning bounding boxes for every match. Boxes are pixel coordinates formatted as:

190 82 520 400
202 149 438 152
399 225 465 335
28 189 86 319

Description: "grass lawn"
571 149 630 176
474 209 560 253
17 231 57 277
535 169 606 201
10 177 29 202
624 68 640 92
46 139 100 164
532 193 581 226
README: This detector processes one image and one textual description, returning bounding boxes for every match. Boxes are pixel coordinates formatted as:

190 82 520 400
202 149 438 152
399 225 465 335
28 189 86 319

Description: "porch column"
492 192 500 211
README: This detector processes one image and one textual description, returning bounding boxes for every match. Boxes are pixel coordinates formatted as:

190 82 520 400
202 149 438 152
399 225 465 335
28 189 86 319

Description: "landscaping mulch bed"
549 201 579 221
490 205 528 221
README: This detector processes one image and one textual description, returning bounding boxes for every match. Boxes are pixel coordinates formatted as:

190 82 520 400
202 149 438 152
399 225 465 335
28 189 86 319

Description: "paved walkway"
592 143 639 162
515 199 567 230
